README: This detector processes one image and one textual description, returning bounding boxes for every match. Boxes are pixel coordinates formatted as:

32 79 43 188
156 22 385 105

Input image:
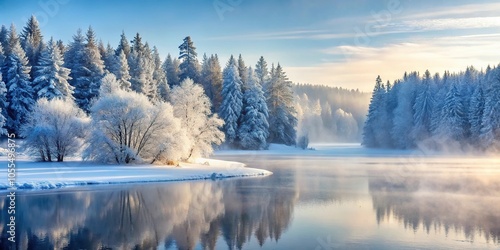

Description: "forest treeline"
363 66 500 152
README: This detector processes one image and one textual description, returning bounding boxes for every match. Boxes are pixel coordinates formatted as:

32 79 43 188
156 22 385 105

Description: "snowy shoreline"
0 157 272 191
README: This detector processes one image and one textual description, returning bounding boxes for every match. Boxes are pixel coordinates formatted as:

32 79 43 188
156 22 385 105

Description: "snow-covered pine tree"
102 43 118 75
266 63 297 145
469 81 485 146
178 36 200 82
391 72 418 149
480 67 500 150
384 80 398 147
362 76 389 148
219 55 243 145
66 27 105 111
115 31 131 57
56 40 65 54
65 29 86 102
83 27 105 105
20 15 44 79
163 53 180 88
128 33 143 92
32 38 73 101
97 40 106 63
430 71 450 136
0 26 8 52
200 54 223 112
128 34 155 98
238 67 269 150
152 46 169 101
115 49 131 90
459 66 477 141
143 43 157 100
209 55 223 112
237 54 247 87
255 56 269 89
200 53 211 96
412 70 434 141
5 24 35 133
437 81 468 143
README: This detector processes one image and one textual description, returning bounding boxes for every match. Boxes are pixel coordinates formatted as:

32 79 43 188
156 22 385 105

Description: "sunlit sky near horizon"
1 0 500 91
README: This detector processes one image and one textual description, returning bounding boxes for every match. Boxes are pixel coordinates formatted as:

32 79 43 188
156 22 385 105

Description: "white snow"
0 157 272 190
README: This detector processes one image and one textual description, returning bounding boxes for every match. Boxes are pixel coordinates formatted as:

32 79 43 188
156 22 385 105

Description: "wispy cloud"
403 2 500 19
382 16 500 32
205 29 330 41
288 34 500 91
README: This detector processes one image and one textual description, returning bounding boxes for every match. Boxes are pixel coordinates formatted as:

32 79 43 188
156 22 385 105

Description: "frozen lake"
2 144 500 249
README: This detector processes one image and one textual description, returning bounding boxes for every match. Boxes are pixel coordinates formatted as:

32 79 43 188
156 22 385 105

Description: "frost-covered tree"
266 63 297 145
85 88 188 164
5 24 35 133
178 36 199 82
238 68 269 150
169 78 225 160
219 56 243 145
98 73 122 96
163 53 180 88
20 15 44 78
20 98 89 162
32 38 73 100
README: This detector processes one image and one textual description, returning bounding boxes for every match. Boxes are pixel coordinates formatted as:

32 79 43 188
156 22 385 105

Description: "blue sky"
1 0 500 91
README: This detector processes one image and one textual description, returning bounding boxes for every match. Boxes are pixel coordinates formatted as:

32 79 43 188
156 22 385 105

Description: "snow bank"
0 157 272 190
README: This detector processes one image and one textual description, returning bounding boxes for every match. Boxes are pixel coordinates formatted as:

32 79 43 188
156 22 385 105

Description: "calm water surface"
1 145 500 249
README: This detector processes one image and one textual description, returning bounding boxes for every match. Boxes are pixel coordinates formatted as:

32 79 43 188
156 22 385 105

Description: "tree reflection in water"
369 169 500 244
0 179 297 250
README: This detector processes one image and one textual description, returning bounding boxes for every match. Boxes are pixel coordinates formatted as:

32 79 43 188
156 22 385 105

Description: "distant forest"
363 66 500 152
294 84 370 142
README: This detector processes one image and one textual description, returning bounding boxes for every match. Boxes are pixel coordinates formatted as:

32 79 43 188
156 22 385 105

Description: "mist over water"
2 145 500 249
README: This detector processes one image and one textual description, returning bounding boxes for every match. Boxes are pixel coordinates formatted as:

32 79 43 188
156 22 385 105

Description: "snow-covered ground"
0 157 272 190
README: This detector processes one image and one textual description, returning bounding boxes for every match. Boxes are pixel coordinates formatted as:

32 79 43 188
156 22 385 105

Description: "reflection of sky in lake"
1 149 500 249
